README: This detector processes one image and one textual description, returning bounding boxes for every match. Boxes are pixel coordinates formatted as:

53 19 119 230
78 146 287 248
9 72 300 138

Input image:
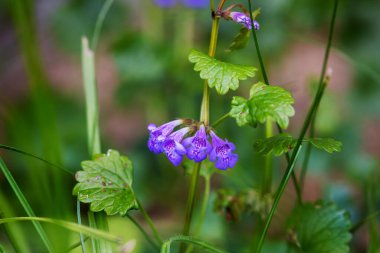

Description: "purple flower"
148 119 183 154
162 127 191 166
209 131 238 170
183 125 212 162
229 12 260 30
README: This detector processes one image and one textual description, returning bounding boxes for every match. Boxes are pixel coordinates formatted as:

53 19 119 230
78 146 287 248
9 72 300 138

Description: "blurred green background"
0 0 379 252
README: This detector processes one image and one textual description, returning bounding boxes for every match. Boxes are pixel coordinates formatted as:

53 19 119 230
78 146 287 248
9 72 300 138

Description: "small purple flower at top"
229 12 260 30
183 124 212 162
162 127 191 166
148 119 183 154
209 131 238 170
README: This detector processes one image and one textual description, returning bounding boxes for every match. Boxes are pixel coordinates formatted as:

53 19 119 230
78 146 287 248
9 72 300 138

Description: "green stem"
263 120 273 194
195 176 211 234
350 210 380 233
66 237 89 252
247 0 302 202
0 158 54 252
254 0 340 238
91 0 115 51
77 201 87 253
126 214 160 252
136 198 163 246
255 77 330 253
181 162 202 238
181 3 222 251
87 212 100 252
211 113 230 128
299 0 339 193
0 144 73 175
299 109 316 192
185 176 212 253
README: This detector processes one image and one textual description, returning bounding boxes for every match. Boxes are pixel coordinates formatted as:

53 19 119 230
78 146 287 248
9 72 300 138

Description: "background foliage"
0 0 379 252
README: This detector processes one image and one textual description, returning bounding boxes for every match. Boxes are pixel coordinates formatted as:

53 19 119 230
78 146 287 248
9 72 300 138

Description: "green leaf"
188 50 257 95
254 133 296 156
73 149 138 216
225 27 250 53
287 202 352 253
253 134 342 156
230 82 295 129
309 138 342 153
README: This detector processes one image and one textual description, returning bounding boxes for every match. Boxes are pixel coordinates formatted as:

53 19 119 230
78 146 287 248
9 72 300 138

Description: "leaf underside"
287 202 352 253
189 49 257 95
73 149 138 216
253 133 342 156
230 82 295 129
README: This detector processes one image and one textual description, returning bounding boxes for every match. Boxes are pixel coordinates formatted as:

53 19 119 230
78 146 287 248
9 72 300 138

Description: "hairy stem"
181 2 222 250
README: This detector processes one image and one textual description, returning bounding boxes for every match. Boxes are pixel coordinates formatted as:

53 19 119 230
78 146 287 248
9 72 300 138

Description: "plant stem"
255 78 330 253
211 113 230 128
66 237 89 252
299 108 316 192
91 0 115 51
126 214 160 252
181 162 202 246
247 0 302 202
0 144 73 175
299 0 339 192
263 120 273 194
195 176 211 235
253 0 340 240
77 201 87 253
181 2 222 251
185 176 212 253
350 210 380 233
136 198 163 246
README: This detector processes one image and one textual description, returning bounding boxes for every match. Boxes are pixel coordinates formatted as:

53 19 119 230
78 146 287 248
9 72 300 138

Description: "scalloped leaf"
287 202 352 253
188 50 257 95
254 133 296 156
254 134 342 156
230 82 295 129
309 138 342 153
73 149 138 216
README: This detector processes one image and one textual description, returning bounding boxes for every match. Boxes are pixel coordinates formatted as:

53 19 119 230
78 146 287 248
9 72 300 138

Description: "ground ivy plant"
71 0 354 252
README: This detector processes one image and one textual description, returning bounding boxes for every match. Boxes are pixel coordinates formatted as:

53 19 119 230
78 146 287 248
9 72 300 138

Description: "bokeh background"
0 0 379 252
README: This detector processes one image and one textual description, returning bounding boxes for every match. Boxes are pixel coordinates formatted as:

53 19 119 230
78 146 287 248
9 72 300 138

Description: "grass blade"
0 217 122 244
0 158 54 252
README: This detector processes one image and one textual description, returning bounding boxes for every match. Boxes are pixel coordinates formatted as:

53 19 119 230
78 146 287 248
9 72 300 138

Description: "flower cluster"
148 119 238 170
154 0 208 8
228 12 260 30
